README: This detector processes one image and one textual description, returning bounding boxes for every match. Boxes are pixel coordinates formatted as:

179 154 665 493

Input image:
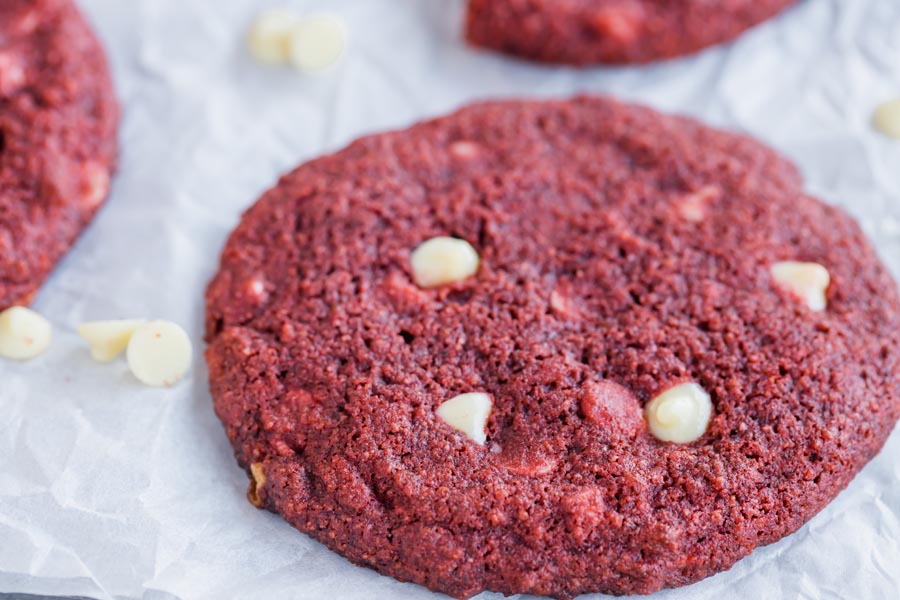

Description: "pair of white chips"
79 319 193 387
247 10 346 72
436 383 713 447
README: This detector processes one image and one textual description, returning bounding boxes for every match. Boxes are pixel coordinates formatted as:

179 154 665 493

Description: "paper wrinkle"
1 0 899 598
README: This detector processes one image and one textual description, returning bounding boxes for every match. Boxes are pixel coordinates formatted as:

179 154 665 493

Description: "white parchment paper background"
1 0 899 598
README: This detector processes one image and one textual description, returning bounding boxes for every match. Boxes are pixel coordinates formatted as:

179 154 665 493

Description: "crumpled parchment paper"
1 0 899 598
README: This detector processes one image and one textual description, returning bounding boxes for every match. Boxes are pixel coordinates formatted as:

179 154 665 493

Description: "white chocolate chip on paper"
873 98 900 139
287 14 347 72
645 382 712 444
410 236 480 288
436 392 492 445
771 261 830 311
126 320 193 387
246 9 304 64
78 319 146 363
0 306 52 361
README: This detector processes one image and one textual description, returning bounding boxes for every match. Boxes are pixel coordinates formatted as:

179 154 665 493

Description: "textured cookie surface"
0 0 118 309
205 97 900 598
466 0 798 65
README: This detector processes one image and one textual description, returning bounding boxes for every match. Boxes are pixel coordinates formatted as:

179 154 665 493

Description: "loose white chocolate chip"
0 306 52 361
645 383 712 444
873 98 900 139
246 9 304 64
771 261 830 311
126 320 193 387
287 14 347 72
410 237 480 288
436 392 492 445
78 319 146 363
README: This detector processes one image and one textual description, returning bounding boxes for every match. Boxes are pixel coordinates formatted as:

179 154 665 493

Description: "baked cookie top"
466 0 798 65
205 96 900 598
0 0 118 309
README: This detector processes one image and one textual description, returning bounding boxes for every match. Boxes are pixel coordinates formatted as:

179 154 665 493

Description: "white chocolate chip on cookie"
771 261 830 311
449 141 481 160
287 14 347 72
410 237 480 288
0 306 52 361
78 319 145 363
645 383 712 444
873 98 900 139
79 162 111 211
436 392 492 445
248 462 266 507
246 9 303 64
0 51 26 96
126 320 193 386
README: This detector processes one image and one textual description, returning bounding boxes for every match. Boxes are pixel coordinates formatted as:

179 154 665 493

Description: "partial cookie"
466 0 798 65
0 0 119 309
205 96 900 598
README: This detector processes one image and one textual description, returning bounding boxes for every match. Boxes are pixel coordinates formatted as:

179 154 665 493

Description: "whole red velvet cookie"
0 0 118 309
466 0 798 65
205 97 900 598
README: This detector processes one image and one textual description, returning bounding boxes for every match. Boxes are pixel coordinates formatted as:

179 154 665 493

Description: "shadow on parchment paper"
0 595 94 600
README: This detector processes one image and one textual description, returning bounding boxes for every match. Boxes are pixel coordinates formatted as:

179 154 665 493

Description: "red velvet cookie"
205 96 900 598
0 0 119 309
466 0 798 65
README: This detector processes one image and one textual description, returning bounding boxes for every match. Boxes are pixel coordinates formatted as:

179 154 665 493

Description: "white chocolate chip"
0 51 26 96
677 186 720 223
78 319 145 363
246 9 304 64
873 98 900 139
410 237 480 288
248 277 265 297
0 306 52 361
126 320 193 387
771 261 830 311
248 462 266 507
436 392 492 445
287 14 347 72
449 141 481 160
79 162 111 211
645 383 712 444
